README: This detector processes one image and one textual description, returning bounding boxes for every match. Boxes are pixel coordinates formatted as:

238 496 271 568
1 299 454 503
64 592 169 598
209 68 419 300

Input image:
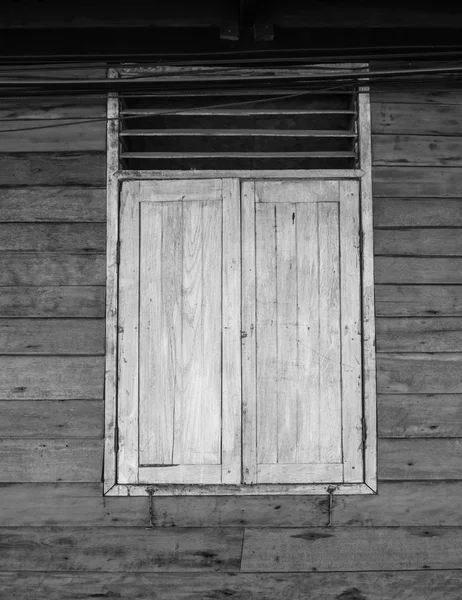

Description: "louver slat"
119 87 359 170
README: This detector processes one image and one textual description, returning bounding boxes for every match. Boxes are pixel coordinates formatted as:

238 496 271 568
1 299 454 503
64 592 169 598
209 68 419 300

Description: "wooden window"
104 65 376 496
107 174 376 496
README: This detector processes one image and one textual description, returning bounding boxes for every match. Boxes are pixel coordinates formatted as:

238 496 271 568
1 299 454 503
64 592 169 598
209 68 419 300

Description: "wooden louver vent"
118 88 359 171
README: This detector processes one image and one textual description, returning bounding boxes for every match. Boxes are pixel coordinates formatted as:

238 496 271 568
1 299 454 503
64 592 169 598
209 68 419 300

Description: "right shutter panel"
241 179 363 485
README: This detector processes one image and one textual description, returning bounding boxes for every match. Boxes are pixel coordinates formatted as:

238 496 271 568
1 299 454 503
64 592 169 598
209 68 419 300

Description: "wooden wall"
1 78 462 598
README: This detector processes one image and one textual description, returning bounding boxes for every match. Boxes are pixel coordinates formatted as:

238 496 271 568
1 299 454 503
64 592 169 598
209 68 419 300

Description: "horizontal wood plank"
0 484 327 527
374 228 462 257
373 135 462 167
0 356 104 399
379 394 462 437
241 526 462 571
373 167 462 198
375 257 462 284
0 118 106 153
0 286 105 317
0 439 102 482
379 439 462 480
374 198 462 227
0 319 105 354
1 571 461 600
372 103 462 135
334 481 462 526
0 224 105 252
0 153 105 186
0 186 106 222
377 353 462 393
0 527 242 571
0 401 103 438
376 318 462 352
0 254 105 285
375 285 462 317
371 91 462 105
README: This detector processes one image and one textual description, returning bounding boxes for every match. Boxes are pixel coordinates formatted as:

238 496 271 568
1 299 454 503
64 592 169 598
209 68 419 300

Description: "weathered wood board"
241 527 462 571
0 286 105 317
375 257 462 284
0 356 104 399
378 439 462 480
0 319 105 354
0 401 103 438
0 223 106 252
333 481 462 526
0 483 328 527
374 198 462 227
375 285 462 317
372 102 462 135
0 186 106 222
0 439 103 482
373 167 462 197
1 571 462 600
373 135 462 167
374 229 462 257
0 153 105 185
379 394 462 437
0 254 105 285
0 527 243 571
377 353 462 393
376 318 462 352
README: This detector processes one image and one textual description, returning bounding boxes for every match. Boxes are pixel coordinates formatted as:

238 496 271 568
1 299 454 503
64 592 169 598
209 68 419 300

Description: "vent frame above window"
104 64 376 497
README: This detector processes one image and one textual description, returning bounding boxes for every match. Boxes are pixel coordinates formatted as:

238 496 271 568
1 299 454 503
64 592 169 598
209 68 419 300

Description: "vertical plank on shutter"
255 203 278 464
174 200 222 465
276 203 299 463
242 182 257 484
222 179 241 484
340 180 363 482
296 202 320 463
139 201 182 466
117 182 140 484
318 202 342 463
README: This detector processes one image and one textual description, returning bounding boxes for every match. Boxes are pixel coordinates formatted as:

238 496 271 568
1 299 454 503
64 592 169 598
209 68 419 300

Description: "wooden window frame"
104 71 376 497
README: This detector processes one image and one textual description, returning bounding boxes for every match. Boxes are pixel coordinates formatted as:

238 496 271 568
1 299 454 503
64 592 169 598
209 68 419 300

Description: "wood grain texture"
0 400 103 438
379 394 462 437
372 102 462 135
375 257 462 284
1 571 462 600
0 186 106 222
371 91 462 105
334 481 462 526
377 353 462 393
0 254 105 286
0 527 243 572
0 439 102 482
376 318 462 352
373 167 462 197
0 319 105 354
374 229 462 257
242 526 462 572
373 135 462 167
375 285 462 317
0 484 328 527
0 286 105 317
374 198 462 227
0 224 105 252
0 153 105 186
379 439 462 480
0 356 104 399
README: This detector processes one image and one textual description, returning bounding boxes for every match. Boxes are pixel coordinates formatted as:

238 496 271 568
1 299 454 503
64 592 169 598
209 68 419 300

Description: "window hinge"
116 240 121 264
361 417 367 444
114 426 119 453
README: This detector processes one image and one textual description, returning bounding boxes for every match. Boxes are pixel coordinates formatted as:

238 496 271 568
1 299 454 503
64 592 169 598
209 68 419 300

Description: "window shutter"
241 179 363 484
117 179 241 485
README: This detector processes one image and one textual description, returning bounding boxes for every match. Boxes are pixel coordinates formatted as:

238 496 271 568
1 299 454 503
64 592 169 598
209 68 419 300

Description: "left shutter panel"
117 179 241 485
